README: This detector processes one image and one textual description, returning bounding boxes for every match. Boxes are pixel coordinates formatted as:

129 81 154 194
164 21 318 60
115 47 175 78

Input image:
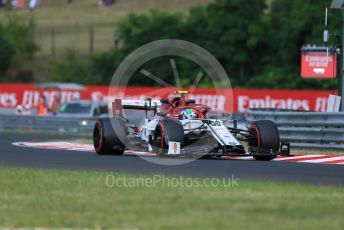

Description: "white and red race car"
93 91 290 160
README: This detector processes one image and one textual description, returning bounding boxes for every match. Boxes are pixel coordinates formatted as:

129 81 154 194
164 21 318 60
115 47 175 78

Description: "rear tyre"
153 119 184 155
249 120 279 161
93 118 127 155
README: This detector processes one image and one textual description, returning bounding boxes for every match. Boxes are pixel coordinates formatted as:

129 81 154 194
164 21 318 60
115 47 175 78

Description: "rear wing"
112 98 161 116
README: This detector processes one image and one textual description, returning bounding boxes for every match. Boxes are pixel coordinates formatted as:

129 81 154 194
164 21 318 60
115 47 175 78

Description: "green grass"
0 0 212 56
0 167 344 229
31 0 212 28
0 0 212 81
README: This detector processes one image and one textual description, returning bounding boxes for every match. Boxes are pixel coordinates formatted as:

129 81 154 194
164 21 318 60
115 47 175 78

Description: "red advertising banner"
0 84 333 112
301 52 337 78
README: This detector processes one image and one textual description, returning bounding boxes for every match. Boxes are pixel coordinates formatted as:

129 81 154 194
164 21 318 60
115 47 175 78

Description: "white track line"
222 156 254 160
298 156 344 163
273 155 323 161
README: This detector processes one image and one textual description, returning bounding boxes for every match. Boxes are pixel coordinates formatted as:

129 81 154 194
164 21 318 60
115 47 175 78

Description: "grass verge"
0 167 343 229
0 0 212 56
0 0 213 80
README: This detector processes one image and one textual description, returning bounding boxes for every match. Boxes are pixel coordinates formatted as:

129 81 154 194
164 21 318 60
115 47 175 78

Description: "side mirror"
160 99 169 104
157 112 167 117
188 99 196 104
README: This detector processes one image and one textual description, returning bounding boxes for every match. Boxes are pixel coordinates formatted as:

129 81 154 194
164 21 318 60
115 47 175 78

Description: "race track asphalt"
1 133 344 186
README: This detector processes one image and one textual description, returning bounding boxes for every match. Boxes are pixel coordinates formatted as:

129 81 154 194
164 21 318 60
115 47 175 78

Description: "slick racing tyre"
153 118 184 155
249 120 280 161
93 117 127 155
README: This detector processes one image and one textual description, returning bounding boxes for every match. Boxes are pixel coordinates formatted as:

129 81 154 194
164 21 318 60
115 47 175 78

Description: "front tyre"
93 118 127 155
249 120 280 161
153 119 184 155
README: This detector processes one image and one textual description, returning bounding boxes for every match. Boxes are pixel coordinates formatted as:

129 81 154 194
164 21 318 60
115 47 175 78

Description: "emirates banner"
300 45 337 78
0 84 333 112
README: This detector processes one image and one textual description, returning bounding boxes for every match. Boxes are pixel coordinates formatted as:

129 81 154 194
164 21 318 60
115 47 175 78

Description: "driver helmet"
180 109 198 120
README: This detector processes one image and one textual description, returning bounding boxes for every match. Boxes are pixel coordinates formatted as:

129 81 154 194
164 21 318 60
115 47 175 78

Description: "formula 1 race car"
93 91 290 161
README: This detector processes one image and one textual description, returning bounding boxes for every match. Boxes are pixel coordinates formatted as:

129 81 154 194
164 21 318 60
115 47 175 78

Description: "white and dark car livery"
93 91 290 161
